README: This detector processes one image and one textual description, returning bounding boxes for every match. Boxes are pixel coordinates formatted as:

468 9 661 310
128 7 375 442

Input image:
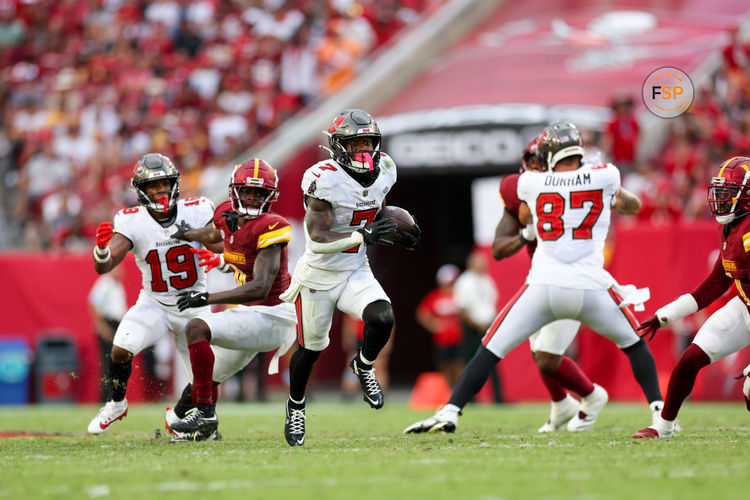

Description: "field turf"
1 399 748 499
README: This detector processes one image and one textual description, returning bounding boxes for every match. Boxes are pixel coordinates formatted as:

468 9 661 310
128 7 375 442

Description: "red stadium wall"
1 221 749 403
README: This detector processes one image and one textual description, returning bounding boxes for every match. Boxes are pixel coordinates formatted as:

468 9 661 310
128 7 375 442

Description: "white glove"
519 224 536 244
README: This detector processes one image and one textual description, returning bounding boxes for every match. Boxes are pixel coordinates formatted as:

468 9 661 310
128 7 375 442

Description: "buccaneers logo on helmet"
229 158 279 217
708 156 750 224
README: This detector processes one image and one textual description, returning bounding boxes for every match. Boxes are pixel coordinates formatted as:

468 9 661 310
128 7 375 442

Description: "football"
376 205 416 241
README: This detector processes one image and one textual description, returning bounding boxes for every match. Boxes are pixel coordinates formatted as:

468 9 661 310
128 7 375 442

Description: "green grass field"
1 399 748 499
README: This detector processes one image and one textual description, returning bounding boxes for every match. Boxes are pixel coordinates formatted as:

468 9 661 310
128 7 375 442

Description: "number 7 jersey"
517 161 620 289
113 197 215 308
296 154 397 278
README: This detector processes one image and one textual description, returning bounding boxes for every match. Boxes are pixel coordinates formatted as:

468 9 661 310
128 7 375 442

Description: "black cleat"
170 429 222 442
169 408 218 440
349 356 384 409
284 400 306 447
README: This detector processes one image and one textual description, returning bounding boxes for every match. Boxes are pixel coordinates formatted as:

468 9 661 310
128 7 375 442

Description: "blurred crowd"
0 0 440 250
1 1 748 251
613 28 750 225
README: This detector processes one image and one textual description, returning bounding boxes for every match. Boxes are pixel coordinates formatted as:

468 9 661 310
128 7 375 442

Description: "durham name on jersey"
113 196 215 307
518 161 619 289
294 153 397 287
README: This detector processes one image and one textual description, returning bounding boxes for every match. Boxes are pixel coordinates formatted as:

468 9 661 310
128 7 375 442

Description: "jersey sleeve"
112 209 135 242
516 171 531 204
379 153 397 183
257 214 292 250
195 196 215 226
211 201 229 233
301 167 333 202
604 163 621 206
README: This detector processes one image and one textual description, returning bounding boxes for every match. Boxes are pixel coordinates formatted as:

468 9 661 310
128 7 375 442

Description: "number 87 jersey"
113 196 215 308
517 161 620 289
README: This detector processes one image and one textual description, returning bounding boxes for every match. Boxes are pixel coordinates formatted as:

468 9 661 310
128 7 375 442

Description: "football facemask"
132 153 180 213
708 157 750 225
323 109 382 173
229 158 279 217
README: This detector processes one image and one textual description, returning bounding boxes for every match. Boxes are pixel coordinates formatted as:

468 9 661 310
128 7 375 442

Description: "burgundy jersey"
213 200 292 307
499 173 537 257
718 215 750 306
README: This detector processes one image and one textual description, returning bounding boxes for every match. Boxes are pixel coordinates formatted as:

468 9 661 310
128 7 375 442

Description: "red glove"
637 315 661 341
190 248 223 273
95 222 114 249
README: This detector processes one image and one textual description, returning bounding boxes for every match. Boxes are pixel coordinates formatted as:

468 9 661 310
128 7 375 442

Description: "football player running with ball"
87 154 216 435
405 121 663 435
280 109 420 446
165 158 298 441
633 156 750 439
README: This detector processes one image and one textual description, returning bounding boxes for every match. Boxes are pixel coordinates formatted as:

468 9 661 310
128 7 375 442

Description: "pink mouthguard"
354 152 374 171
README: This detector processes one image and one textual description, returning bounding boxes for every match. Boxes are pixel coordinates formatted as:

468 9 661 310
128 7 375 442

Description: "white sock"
289 396 305 405
649 400 664 413
442 404 461 414
358 351 374 366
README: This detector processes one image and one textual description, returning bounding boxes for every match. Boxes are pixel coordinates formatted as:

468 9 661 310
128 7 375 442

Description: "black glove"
357 218 397 246
171 220 192 241
222 210 242 232
394 222 421 250
176 291 209 311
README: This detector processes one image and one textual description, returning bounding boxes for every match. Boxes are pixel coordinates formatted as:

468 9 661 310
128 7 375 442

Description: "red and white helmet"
708 156 750 224
520 134 543 172
229 158 279 217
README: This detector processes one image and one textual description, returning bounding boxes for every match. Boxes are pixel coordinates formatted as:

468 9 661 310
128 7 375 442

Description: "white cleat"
404 405 460 434
649 401 682 432
538 394 580 432
165 407 180 435
632 414 675 439
87 399 128 434
567 384 608 431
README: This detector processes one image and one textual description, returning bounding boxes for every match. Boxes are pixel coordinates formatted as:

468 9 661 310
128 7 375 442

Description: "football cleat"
284 400 306 447
649 401 682 432
169 408 218 439
633 414 675 439
170 429 223 442
567 384 608 431
87 399 128 434
403 405 461 434
349 356 384 409
741 363 750 411
538 394 580 432
165 407 180 435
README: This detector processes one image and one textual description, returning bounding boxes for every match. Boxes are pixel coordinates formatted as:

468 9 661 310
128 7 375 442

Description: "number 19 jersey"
113 197 215 308
517 162 620 289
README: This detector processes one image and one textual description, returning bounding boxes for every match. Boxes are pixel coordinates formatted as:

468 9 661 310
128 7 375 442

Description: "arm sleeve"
690 254 733 309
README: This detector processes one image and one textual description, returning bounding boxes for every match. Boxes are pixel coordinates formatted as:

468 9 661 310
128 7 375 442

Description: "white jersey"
113 196 215 308
292 154 397 288
518 161 620 289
